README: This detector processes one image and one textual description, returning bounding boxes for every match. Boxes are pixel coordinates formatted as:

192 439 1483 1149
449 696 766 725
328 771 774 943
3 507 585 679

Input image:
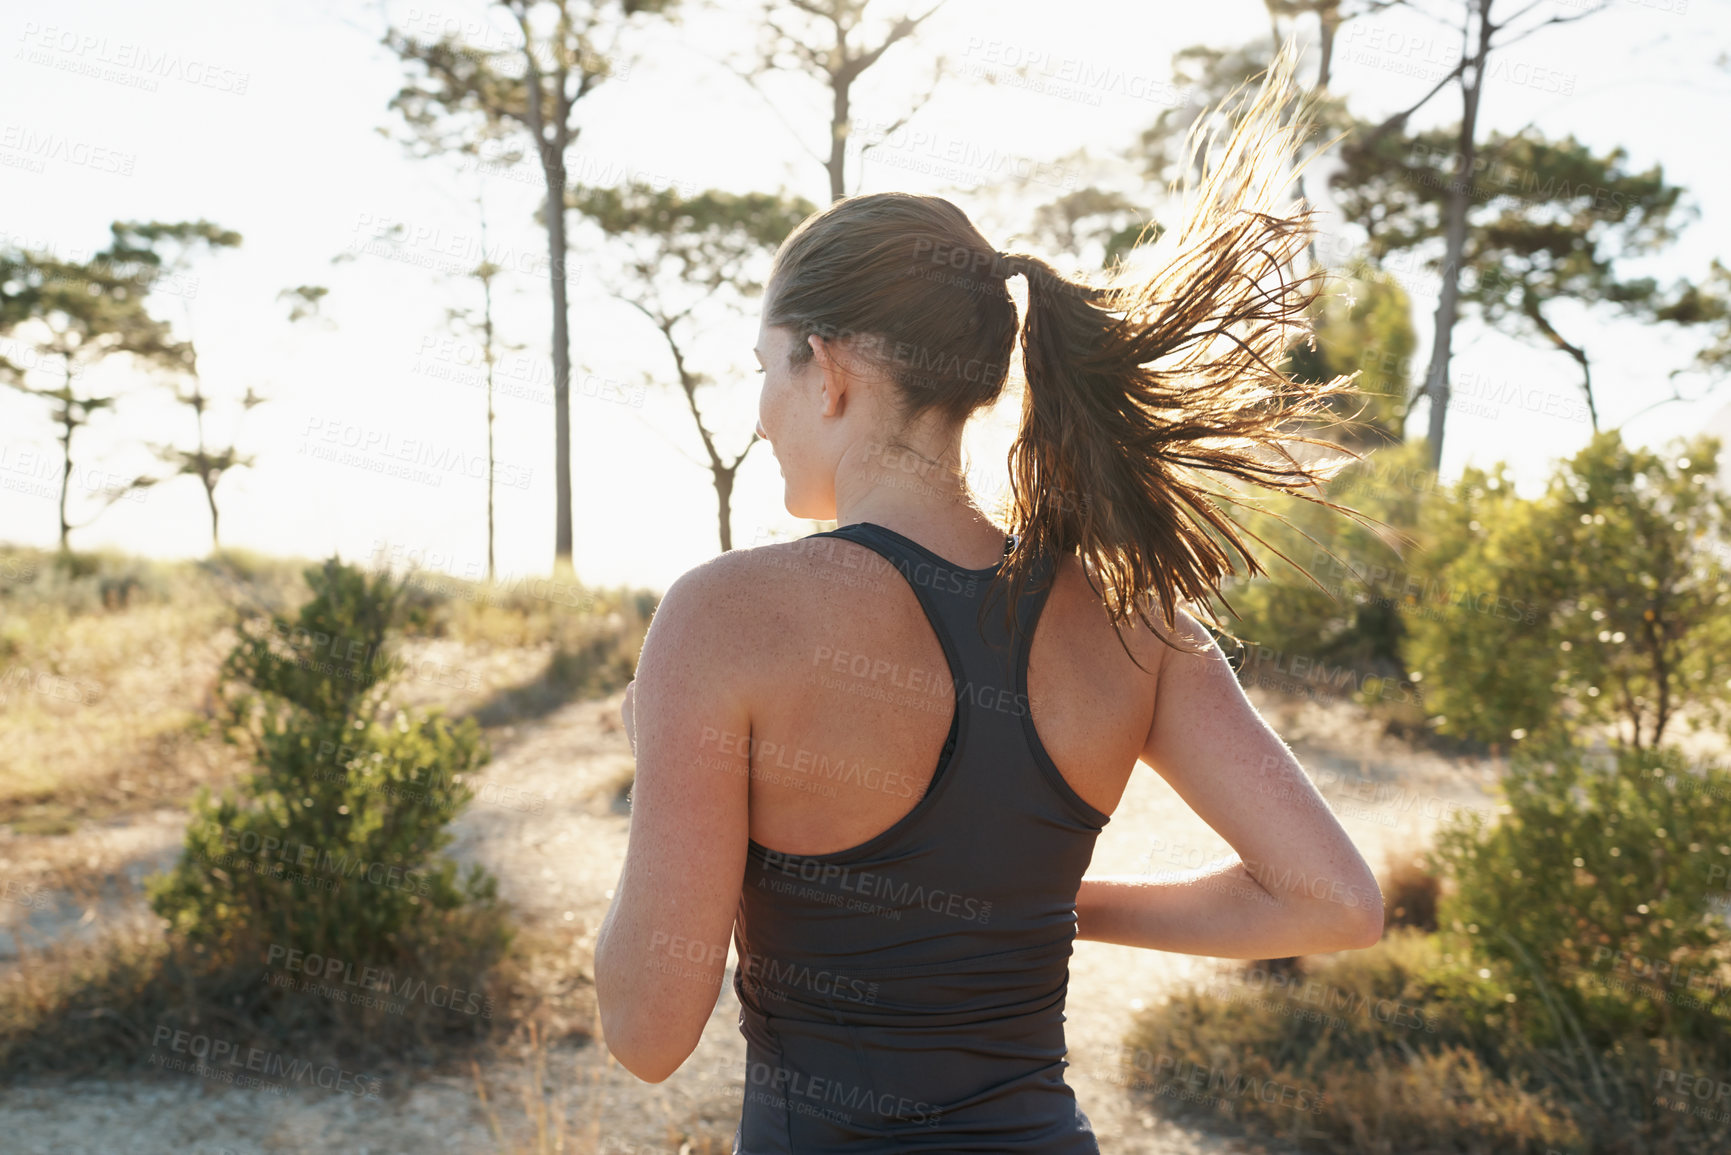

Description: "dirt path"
0 687 1495 1153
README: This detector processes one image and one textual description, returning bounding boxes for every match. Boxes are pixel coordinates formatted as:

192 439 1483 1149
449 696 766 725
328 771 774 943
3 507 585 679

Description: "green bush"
147 555 510 974
1124 741 1731 1153
1402 430 1731 750
1206 438 1432 714
1430 740 1731 1059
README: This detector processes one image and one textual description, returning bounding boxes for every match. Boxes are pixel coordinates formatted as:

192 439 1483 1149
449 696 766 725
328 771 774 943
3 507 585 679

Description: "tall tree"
1262 0 1401 92
1346 0 1613 472
439 196 522 583
740 0 948 201
148 375 265 555
572 182 816 549
1334 125 1722 431
0 223 227 552
382 0 679 577
137 225 276 555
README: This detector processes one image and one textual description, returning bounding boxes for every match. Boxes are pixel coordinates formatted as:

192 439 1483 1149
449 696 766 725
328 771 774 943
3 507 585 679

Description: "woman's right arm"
1075 608 1384 959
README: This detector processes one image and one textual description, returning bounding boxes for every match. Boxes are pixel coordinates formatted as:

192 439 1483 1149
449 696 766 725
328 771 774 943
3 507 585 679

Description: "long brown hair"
763 46 1378 666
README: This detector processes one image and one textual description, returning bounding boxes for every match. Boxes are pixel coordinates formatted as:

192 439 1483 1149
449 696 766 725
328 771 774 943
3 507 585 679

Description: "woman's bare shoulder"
649 539 853 647
1054 552 1208 680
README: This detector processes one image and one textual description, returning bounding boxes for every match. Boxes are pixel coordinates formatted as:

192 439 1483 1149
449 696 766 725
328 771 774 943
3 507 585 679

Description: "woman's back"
739 520 1157 860
727 519 1161 1152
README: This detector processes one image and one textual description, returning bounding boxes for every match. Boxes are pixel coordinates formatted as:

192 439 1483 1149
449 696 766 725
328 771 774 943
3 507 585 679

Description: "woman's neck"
830 434 1008 567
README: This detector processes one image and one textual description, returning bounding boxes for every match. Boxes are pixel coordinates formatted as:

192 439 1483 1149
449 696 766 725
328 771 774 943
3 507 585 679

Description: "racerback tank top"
731 521 1113 1153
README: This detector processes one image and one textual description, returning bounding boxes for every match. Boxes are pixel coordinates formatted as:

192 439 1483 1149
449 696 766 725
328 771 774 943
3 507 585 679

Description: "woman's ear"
807 334 830 374
809 335 847 418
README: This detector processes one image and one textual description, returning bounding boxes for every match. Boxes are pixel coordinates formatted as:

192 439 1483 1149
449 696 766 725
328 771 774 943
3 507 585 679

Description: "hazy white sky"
4 0 1730 593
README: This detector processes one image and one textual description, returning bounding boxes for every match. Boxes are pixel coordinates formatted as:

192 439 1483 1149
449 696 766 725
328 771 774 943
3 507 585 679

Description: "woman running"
595 51 1385 1153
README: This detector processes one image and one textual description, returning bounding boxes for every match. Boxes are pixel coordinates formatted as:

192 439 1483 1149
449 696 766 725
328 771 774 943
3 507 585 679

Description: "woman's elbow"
1333 881 1386 951
1341 904 1386 951
598 1003 687 1084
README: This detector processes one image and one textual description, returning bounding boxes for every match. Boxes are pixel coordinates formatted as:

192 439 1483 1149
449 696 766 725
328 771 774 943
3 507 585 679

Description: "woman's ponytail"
993 44 1377 664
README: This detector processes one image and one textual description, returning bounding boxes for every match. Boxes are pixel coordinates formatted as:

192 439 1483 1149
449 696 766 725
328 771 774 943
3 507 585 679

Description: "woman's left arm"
593 559 755 1083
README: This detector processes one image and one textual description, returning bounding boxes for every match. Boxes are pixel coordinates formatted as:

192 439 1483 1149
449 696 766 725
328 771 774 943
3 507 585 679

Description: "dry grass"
0 579 243 828
0 910 600 1083
0 545 654 831
472 1021 736 1155
1125 927 1731 1154
0 541 657 1091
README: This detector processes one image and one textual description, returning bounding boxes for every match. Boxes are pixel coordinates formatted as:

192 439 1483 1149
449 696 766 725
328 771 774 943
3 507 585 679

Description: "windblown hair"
763 45 1377 664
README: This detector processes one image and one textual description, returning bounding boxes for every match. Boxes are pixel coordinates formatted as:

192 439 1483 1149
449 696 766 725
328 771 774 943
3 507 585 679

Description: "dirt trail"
0 687 1495 1153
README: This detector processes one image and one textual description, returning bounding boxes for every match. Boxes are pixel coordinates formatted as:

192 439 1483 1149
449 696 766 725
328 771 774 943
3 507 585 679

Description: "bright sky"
4 0 1730 594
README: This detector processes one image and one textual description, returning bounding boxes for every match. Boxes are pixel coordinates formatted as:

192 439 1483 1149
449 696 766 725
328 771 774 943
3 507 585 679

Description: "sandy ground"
0 684 1498 1154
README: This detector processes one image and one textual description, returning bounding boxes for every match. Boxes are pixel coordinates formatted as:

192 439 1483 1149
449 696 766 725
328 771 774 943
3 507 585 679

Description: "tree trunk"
1316 10 1337 91
193 388 219 553
56 355 73 553
715 466 735 552
205 473 221 552
1420 0 1492 474
480 206 499 586
1521 293 1599 431
523 33 575 577
56 414 72 553
545 122 573 576
485 277 498 586
828 76 850 202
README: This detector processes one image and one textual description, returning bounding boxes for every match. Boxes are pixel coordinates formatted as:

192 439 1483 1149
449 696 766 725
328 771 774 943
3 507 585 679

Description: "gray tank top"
731 521 1112 1153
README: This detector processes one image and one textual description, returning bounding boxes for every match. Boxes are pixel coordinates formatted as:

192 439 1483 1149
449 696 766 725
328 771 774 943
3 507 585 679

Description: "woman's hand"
621 679 637 757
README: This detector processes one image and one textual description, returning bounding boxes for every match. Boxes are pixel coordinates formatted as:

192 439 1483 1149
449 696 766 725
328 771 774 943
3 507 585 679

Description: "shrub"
147 555 510 980
1123 740 1731 1153
1206 439 1433 714
1429 741 1731 1056
1380 848 1440 932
